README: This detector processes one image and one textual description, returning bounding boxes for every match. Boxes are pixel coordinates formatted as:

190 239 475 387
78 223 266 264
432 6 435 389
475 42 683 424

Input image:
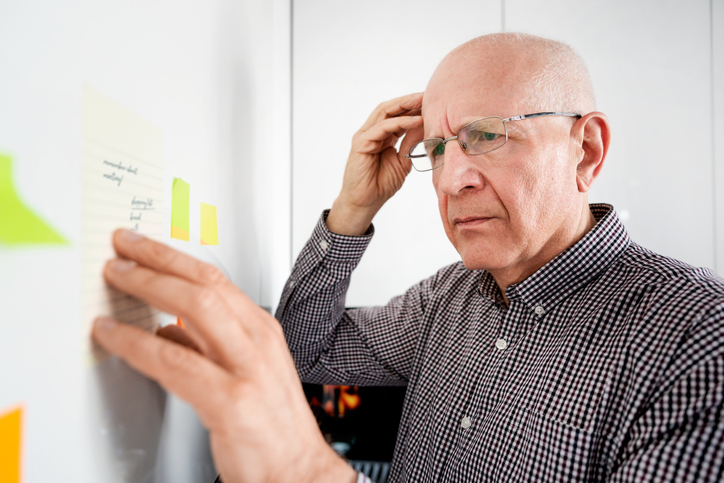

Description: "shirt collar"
479 204 630 315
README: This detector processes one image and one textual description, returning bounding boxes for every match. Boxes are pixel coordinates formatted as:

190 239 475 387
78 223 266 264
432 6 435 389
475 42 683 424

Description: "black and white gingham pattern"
277 204 724 482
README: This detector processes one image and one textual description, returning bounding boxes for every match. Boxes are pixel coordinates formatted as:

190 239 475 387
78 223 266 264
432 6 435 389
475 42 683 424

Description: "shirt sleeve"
275 210 430 386
609 304 724 482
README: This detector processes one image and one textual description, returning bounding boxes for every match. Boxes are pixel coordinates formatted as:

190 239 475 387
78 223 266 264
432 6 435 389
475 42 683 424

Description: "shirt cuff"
357 472 373 483
308 209 375 263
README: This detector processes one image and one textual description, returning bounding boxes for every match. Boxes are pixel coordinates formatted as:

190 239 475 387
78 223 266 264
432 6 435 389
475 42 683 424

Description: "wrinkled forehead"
422 46 540 135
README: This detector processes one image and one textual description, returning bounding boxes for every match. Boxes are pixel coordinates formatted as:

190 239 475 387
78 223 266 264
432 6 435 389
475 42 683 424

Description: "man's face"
423 50 584 280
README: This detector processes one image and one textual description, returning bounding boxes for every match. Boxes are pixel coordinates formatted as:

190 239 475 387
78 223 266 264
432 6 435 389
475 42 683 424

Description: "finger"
389 122 420 143
355 116 423 154
112 230 272 331
157 324 202 353
92 317 233 429
359 92 423 131
380 135 399 151
103 258 251 370
399 125 425 156
112 229 229 288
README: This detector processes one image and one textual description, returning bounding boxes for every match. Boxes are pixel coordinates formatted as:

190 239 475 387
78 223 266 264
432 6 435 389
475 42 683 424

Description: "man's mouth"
454 216 494 227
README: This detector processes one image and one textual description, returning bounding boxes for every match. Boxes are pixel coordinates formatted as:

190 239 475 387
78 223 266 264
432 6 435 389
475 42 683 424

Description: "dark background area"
303 384 407 462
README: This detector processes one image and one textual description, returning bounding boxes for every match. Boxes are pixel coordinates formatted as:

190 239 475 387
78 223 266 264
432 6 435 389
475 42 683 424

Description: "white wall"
292 0 724 308
714 0 724 275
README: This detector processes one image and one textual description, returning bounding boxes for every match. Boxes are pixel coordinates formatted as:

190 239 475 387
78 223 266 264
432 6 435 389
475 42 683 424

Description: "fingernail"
95 317 117 331
120 229 143 242
110 258 136 272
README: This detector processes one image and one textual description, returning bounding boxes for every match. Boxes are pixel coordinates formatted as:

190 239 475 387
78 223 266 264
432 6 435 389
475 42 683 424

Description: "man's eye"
470 130 500 142
433 143 445 156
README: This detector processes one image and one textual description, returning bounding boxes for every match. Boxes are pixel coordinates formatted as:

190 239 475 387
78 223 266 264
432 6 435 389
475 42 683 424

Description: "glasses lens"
458 117 506 155
408 139 444 171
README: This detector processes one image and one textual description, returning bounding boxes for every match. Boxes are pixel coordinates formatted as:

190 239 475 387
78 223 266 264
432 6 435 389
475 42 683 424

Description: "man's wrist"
326 199 378 236
304 444 357 483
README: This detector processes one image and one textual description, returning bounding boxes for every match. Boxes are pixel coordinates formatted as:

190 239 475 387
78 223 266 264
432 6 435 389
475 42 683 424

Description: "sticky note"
200 202 219 245
0 406 22 483
171 178 190 241
0 152 67 245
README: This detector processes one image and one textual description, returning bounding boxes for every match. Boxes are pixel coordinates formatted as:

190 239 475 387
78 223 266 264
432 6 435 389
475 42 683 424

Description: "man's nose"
434 141 485 196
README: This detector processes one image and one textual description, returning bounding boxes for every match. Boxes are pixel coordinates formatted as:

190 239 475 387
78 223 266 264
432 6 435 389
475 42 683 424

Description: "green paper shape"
0 153 67 245
171 178 190 241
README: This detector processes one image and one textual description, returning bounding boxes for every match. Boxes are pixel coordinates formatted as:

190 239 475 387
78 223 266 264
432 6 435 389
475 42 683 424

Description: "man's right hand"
92 230 358 483
326 92 424 236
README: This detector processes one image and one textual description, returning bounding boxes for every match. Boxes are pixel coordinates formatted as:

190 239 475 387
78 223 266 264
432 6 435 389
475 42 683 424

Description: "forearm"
276 211 428 386
276 210 374 378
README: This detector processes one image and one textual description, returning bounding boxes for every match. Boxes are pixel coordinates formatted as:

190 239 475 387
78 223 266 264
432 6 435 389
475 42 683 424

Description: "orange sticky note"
0 405 22 483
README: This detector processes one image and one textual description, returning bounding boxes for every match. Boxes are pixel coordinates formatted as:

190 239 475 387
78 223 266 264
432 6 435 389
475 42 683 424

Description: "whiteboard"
0 1 286 481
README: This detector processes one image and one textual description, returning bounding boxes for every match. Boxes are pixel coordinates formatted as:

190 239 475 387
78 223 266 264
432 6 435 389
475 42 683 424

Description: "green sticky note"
171 178 190 241
200 202 219 245
0 153 67 245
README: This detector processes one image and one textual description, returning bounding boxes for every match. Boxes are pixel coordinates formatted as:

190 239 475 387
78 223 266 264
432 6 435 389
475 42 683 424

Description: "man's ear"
574 112 610 193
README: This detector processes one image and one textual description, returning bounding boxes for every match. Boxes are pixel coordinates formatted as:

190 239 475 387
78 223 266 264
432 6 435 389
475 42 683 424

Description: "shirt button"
461 417 472 429
319 240 329 251
289 280 295 288
495 338 508 350
534 305 545 315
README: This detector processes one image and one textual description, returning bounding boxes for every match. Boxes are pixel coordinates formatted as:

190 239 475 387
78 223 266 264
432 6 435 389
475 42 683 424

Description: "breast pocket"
477 350 616 480
506 408 604 481
464 403 612 482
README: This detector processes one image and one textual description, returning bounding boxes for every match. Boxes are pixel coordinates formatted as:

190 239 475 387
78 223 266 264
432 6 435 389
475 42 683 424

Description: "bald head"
428 33 596 116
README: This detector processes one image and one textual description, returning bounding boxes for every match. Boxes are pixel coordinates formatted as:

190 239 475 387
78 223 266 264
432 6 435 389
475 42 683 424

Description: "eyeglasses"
405 112 582 172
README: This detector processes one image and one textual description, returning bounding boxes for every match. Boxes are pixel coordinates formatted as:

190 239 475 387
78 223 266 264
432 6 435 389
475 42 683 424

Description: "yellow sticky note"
171 178 190 241
200 203 219 245
0 406 22 483
0 153 67 246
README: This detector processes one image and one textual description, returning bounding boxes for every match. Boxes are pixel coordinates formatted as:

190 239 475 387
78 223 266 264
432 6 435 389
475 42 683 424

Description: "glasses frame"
405 111 582 172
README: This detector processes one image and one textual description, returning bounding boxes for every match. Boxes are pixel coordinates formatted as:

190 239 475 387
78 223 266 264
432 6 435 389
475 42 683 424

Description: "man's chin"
458 250 513 272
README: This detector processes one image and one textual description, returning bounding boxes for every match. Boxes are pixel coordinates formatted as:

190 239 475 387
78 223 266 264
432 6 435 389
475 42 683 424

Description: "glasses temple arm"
503 112 582 122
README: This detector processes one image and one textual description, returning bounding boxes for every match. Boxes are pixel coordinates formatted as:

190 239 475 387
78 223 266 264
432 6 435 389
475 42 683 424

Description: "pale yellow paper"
200 202 219 245
82 87 164 360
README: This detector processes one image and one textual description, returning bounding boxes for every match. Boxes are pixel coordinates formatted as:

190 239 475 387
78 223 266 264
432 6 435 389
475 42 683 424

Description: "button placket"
495 300 518 353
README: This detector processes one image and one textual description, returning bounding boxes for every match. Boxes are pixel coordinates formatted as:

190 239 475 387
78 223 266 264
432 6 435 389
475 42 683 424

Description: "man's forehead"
422 47 538 133
422 84 527 135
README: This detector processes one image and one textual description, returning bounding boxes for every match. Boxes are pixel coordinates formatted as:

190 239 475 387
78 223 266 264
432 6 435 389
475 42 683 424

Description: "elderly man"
93 33 724 482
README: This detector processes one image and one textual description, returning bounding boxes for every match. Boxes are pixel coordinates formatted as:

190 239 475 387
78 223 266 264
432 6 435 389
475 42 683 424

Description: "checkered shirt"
276 204 724 482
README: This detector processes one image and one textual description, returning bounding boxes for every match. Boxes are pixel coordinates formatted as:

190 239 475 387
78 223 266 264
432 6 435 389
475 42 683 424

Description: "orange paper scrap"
0 405 22 483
